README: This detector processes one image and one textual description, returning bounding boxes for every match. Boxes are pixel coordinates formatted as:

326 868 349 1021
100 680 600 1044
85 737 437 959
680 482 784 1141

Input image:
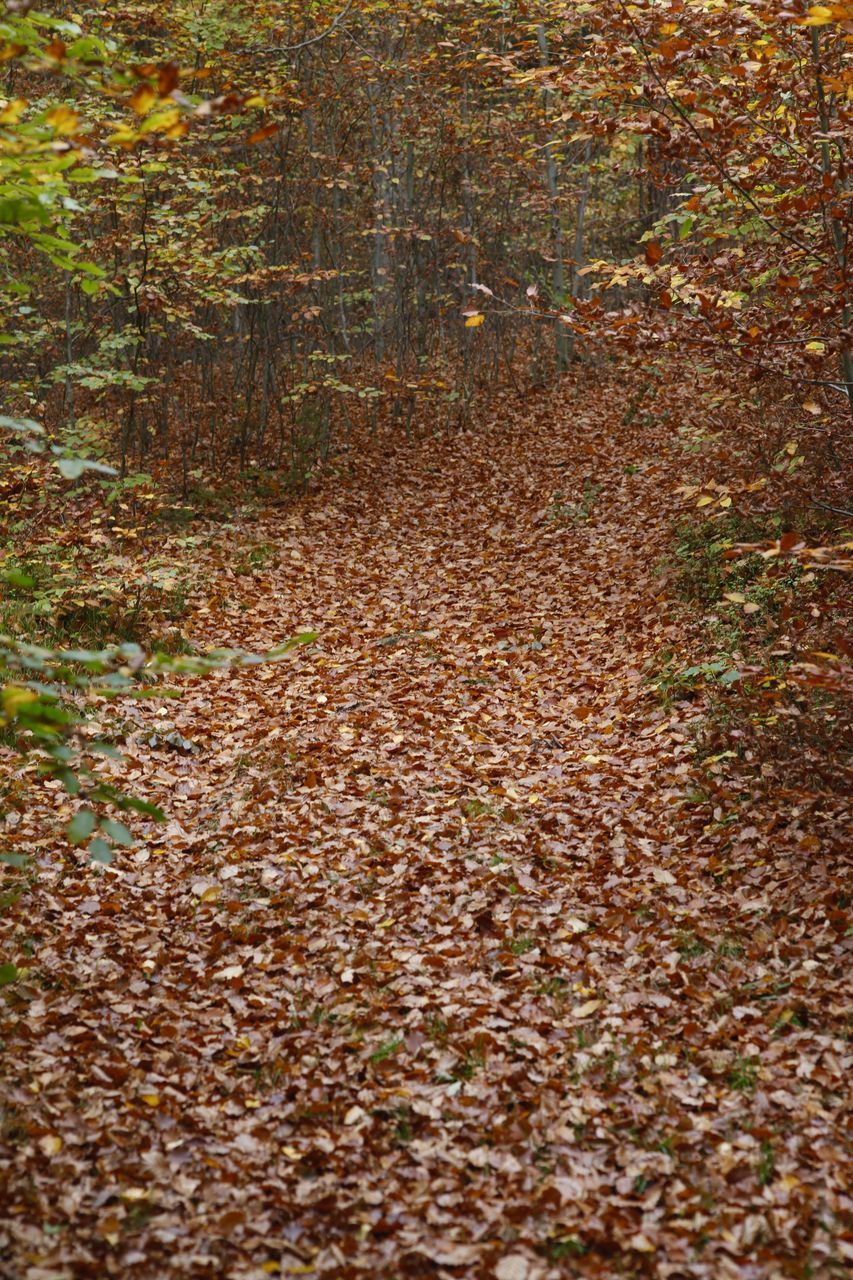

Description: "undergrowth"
656 506 851 796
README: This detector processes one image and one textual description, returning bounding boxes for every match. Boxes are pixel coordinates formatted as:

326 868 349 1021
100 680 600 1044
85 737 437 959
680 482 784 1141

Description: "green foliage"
728 1056 759 1092
543 1236 587 1262
369 1034 402 1063
0 543 191 651
0 632 316 864
0 11 117 278
757 1139 776 1187
645 651 741 705
673 514 776 606
545 481 601 526
0 415 117 481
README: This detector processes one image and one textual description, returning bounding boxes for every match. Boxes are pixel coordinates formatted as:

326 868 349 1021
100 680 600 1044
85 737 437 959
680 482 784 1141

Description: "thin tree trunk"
536 25 569 372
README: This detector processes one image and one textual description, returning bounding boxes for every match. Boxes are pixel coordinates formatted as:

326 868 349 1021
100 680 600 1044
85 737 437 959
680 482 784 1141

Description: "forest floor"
1 369 849 1279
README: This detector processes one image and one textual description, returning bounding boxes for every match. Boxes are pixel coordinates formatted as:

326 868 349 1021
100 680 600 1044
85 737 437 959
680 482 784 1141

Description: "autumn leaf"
247 122 279 145
45 106 79 135
572 1000 603 1019
129 84 158 115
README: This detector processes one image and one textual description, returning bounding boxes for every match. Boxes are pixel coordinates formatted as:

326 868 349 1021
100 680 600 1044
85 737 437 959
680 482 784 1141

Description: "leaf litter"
0 370 849 1279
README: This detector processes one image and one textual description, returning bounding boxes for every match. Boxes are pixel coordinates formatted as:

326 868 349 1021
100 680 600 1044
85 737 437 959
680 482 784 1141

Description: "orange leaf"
247 123 278 145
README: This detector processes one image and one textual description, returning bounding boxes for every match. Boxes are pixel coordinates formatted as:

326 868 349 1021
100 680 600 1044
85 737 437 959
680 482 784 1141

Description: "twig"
810 498 853 519
252 0 354 56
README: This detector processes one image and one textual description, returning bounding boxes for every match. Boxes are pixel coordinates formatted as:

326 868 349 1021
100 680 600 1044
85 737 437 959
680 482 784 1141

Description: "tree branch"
253 0 354 57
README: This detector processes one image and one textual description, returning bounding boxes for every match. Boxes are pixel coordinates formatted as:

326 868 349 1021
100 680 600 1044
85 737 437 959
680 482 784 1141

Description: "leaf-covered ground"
1 374 849 1279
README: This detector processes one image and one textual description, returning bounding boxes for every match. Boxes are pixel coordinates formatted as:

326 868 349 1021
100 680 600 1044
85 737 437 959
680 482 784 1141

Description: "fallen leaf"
495 1255 530 1280
572 1000 603 1019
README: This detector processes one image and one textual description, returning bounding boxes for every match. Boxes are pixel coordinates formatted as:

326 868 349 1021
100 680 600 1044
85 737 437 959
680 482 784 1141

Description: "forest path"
5 372 846 1279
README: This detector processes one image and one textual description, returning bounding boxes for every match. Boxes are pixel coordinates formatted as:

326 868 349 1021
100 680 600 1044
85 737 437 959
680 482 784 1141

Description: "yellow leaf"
130 84 158 115
281 1145 302 1160
718 496 732 508
99 1214 121 1245
804 5 836 25
46 106 79 134
0 98 27 124
140 107 181 135
140 1092 160 1107
108 126 139 148
696 495 714 507
2 685 38 716
724 592 747 604
805 340 825 353
39 1134 62 1156
200 885 221 903
262 1265 280 1275
572 999 602 1019
803 400 822 415
464 313 485 328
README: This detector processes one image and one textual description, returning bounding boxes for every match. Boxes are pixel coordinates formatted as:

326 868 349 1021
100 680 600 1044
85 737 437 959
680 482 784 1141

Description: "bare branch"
252 0 355 57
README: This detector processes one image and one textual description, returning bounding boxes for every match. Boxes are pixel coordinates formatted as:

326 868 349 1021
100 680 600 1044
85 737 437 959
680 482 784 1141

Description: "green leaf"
0 852 31 868
1 569 35 589
66 808 96 845
120 795 165 821
88 839 113 865
66 35 109 62
369 1034 402 1063
60 770 81 795
268 631 318 658
99 818 134 847
0 964 19 985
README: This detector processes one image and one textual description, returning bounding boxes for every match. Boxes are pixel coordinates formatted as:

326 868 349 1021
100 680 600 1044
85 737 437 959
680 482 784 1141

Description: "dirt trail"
2 375 847 1279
